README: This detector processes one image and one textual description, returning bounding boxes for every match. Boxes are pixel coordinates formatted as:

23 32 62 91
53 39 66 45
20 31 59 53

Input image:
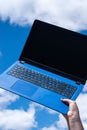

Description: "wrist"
69 116 81 124
68 117 84 130
66 111 84 130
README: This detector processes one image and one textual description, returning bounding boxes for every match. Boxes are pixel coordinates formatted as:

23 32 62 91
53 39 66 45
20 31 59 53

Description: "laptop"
0 19 87 114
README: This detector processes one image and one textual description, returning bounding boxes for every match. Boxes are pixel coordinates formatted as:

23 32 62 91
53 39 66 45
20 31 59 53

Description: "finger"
61 98 74 106
61 99 78 112
61 98 74 104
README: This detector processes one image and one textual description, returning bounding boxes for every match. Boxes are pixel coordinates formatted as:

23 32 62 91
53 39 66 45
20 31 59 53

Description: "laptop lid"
19 19 87 85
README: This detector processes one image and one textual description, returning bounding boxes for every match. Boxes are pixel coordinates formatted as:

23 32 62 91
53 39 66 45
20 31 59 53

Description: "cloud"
0 89 37 130
0 103 37 130
42 126 58 130
41 114 67 130
82 81 87 92
77 93 87 129
0 0 87 30
0 88 19 110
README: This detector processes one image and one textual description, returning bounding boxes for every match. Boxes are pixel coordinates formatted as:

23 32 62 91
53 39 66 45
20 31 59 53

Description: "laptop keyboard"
7 65 77 99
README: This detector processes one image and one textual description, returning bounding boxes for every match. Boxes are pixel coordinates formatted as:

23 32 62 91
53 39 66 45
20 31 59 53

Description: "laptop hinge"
20 60 25 64
76 81 81 85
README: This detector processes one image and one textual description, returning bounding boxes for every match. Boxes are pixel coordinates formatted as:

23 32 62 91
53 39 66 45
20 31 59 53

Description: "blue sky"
0 0 87 130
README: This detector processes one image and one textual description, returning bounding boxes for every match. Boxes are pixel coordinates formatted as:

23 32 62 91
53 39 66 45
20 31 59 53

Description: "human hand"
61 98 79 121
61 99 84 130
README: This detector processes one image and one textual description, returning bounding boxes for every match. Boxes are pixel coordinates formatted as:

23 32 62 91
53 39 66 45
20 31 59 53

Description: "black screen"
20 20 87 84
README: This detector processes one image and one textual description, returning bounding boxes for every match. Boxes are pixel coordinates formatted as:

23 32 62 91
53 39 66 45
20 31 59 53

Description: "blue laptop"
0 19 87 114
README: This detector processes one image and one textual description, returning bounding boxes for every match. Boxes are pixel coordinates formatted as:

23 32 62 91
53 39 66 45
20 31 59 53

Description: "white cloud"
77 93 87 129
41 114 68 130
42 126 58 130
0 88 36 130
0 0 87 30
41 114 67 130
0 103 37 130
82 80 87 92
0 89 37 130
0 88 19 110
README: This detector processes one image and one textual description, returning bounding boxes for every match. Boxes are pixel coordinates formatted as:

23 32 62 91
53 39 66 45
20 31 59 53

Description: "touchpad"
11 80 38 97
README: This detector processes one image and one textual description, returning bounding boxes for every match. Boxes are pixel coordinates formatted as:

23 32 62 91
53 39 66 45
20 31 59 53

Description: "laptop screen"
20 20 87 84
